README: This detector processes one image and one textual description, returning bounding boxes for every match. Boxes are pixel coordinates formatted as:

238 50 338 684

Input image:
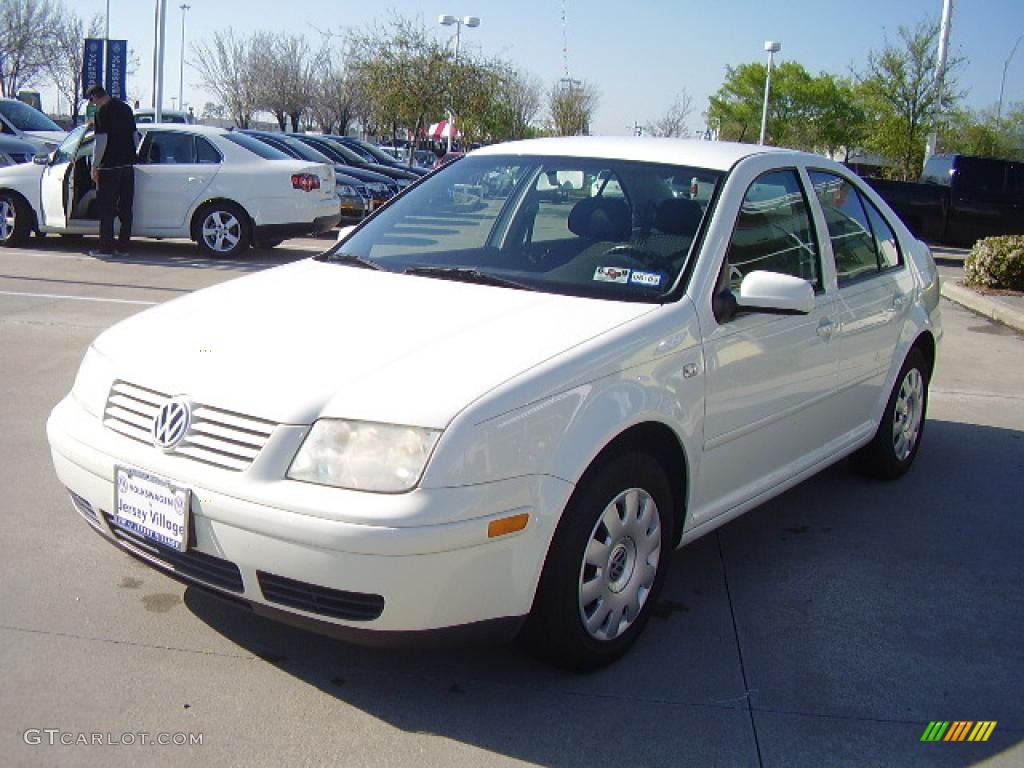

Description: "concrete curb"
941 279 1024 334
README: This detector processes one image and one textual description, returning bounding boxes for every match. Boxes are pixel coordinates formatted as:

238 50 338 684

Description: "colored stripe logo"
921 721 997 742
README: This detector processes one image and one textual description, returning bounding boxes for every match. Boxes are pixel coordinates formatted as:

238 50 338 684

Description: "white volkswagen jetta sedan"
0 124 340 256
47 137 941 670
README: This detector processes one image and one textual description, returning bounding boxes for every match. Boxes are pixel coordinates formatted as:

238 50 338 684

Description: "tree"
251 31 322 132
501 68 542 140
347 15 451 147
939 104 1024 161
548 79 599 136
191 29 259 127
646 90 692 137
44 6 101 125
0 0 59 96
856 21 963 180
707 62 866 154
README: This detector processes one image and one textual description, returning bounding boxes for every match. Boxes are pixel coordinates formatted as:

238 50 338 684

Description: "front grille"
104 512 244 592
257 571 384 622
103 380 277 472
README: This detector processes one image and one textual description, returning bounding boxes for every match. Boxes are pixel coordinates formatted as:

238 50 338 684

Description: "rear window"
222 133 290 160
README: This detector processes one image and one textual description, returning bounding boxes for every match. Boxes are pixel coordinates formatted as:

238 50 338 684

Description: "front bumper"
47 395 571 636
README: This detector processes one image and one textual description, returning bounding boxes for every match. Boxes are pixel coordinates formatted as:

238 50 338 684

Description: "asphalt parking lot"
1 235 1022 767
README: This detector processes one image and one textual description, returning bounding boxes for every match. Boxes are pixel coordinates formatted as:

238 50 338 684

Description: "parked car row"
0 123 340 256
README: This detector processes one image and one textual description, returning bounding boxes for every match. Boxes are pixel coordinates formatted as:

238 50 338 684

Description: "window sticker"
594 266 631 284
629 270 665 288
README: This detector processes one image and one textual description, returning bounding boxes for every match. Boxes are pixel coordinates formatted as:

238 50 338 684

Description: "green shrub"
963 235 1024 291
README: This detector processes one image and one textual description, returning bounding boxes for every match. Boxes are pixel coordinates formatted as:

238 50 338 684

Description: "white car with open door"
48 137 941 671
0 124 340 256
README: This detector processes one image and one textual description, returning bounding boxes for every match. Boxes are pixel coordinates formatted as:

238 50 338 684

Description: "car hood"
94 259 656 427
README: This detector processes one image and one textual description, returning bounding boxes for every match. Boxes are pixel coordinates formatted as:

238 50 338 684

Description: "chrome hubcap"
201 211 241 253
578 487 661 642
893 368 924 461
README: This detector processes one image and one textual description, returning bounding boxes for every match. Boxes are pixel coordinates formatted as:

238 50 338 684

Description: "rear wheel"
195 202 250 258
521 451 673 671
854 348 929 479
0 192 32 247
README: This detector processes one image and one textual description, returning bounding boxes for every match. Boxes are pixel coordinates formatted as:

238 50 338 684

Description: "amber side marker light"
488 513 530 538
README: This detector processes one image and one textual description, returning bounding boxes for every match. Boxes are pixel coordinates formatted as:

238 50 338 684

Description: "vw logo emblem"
151 397 191 450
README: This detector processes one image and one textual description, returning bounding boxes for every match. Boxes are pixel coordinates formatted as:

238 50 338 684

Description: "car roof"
138 123 227 136
472 136 799 172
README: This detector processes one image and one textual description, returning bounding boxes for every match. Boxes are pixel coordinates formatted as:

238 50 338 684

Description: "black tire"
194 202 251 258
0 192 32 247
854 347 929 480
520 451 674 672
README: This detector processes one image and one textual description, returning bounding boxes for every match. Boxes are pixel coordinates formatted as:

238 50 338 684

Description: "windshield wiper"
316 250 383 270
403 266 533 291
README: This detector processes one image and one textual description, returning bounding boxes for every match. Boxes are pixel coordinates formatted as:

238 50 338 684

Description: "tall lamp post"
438 14 480 152
998 34 1023 122
178 4 191 114
759 40 781 146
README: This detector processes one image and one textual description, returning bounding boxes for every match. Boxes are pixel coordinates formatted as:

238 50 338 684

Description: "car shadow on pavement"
182 418 1023 768
30 233 326 272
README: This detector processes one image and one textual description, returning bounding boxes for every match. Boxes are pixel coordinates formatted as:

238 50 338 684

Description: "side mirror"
736 270 815 315
32 153 50 165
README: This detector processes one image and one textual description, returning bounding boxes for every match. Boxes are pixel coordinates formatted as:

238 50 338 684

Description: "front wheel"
520 452 673 671
854 347 929 480
0 192 32 247
195 203 251 258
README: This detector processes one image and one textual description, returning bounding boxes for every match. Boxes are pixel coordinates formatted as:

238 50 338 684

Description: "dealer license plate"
113 466 191 552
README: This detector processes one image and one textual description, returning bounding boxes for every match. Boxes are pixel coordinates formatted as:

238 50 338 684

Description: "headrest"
653 198 704 236
568 197 631 241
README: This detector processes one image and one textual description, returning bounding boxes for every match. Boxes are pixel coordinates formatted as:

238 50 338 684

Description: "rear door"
807 169 914 431
133 130 219 230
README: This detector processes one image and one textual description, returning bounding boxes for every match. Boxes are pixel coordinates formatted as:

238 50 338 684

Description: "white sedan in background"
47 137 941 671
0 124 340 256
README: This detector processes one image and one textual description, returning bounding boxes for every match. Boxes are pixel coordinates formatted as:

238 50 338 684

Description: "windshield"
0 99 62 131
326 154 723 302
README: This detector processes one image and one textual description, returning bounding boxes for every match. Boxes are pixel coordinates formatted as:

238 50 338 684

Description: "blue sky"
64 0 1024 135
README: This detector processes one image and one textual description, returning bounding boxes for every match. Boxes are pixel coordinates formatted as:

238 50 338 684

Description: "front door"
693 169 840 526
39 125 89 230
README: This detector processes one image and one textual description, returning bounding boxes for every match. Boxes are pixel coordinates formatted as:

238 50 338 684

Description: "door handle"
187 176 204 183
816 318 835 340
889 293 907 313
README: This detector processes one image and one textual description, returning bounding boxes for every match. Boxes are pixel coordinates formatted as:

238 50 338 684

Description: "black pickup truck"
863 154 1024 246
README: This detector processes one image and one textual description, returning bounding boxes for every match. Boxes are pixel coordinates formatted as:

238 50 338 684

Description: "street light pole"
438 14 480 152
759 41 781 146
998 34 1023 122
105 0 110 40
152 0 167 121
178 3 191 113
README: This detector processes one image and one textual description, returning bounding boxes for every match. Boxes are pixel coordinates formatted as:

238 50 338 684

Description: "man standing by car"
86 85 136 256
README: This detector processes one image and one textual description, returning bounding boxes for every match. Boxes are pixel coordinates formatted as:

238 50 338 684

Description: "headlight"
71 346 113 418
287 419 441 493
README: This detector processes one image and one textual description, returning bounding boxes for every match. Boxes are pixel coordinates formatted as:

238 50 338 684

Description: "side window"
144 132 195 164
863 198 902 270
810 170 902 284
725 170 820 291
195 136 221 164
